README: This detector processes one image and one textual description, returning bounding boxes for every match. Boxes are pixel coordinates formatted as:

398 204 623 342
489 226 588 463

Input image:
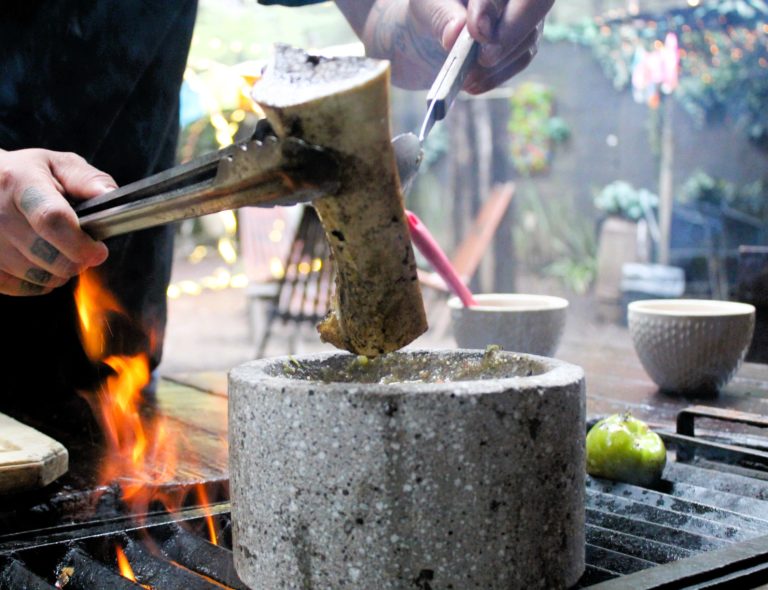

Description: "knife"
393 25 479 193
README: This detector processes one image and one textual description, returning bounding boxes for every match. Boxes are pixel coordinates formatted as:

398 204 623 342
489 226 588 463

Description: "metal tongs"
75 121 340 240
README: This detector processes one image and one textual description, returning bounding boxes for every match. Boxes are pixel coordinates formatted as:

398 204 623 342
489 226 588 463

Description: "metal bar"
586 509 727 553
677 406 768 437
587 482 768 539
0 502 232 555
664 462 768 503
585 544 656 575
74 148 223 216
586 524 692 564
687 560 768 589
659 431 768 469
586 534 768 589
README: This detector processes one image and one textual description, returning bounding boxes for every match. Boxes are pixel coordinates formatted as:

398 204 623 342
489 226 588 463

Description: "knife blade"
393 25 479 193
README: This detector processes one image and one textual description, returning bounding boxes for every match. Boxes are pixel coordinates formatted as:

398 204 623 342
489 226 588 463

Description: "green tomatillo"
586 413 667 487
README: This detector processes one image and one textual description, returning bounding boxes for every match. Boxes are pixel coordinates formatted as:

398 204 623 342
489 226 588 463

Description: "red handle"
406 210 476 307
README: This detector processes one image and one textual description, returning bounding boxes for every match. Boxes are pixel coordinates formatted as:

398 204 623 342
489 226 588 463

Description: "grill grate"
2 406 768 589
0 504 246 590
578 406 768 588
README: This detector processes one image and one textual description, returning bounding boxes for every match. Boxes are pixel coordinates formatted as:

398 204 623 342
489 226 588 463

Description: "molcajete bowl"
448 293 569 357
229 349 585 590
628 299 755 394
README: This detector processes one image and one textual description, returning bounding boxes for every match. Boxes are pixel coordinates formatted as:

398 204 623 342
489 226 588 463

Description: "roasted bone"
252 46 427 356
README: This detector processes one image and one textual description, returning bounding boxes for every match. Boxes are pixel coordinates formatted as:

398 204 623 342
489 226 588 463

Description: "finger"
477 23 539 68
0 246 69 288
409 0 467 51
494 0 553 50
467 0 505 44
0 202 84 279
49 151 117 201
0 269 54 297
464 48 535 94
16 184 109 267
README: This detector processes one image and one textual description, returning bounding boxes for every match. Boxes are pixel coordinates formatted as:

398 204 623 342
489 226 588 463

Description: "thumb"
49 151 118 201
411 0 466 51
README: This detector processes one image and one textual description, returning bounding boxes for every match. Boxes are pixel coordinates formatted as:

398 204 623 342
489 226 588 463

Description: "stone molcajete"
229 349 586 589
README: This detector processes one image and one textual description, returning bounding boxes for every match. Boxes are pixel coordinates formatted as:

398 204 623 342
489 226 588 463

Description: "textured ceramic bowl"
448 294 568 357
628 299 755 393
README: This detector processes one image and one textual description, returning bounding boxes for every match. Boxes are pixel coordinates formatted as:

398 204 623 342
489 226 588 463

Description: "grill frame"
2 405 768 589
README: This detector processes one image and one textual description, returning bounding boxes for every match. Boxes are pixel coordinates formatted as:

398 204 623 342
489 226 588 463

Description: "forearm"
335 0 445 89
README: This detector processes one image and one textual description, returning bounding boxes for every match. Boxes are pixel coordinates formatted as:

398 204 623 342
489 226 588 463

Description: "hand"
0 149 115 296
337 0 553 93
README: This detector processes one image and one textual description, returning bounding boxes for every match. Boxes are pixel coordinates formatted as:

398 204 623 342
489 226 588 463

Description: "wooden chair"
418 182 515 292
254 205 334 357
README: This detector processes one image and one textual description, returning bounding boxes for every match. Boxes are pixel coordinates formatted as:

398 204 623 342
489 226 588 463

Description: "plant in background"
545 1 768 148
594 181 659 221
508 83 570 175
514 184 597 294
680 170 768 222
679 170 736 208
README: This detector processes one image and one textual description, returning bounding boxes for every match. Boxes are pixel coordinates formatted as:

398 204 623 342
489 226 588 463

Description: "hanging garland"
544 0 768 148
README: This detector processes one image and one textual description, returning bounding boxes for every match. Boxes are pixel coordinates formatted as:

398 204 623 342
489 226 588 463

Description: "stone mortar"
229 349 585 589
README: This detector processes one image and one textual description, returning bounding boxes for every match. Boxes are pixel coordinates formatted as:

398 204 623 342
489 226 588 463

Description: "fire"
196 483 219 545
74 271 182 516
116 545 137 581
116 546 153 589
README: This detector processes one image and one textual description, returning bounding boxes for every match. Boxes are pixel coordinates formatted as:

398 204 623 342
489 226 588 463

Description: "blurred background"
160 0 768 372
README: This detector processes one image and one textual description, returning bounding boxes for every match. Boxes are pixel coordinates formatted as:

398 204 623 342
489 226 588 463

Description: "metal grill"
579 406 768 589
2 405 767 589
0 504 246 590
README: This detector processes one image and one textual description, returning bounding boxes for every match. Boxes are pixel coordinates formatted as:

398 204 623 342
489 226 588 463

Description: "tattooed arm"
335 0 555 93
0 149 113 296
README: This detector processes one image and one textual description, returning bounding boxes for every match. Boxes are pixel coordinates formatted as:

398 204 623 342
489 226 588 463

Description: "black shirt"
0 0 326 400
0 0 197 398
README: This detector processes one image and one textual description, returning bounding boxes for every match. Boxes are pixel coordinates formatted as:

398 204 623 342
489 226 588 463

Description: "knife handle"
426 25 479 121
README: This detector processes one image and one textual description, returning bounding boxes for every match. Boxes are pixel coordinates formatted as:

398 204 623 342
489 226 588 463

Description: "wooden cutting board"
0 412 68 494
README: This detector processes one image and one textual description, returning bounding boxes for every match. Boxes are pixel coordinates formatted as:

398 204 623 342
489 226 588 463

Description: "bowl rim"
447 293 569 312
229 349 584 395
628 298 755 317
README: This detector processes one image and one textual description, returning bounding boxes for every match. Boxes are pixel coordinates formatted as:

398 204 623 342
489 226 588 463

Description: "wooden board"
0 412 68 494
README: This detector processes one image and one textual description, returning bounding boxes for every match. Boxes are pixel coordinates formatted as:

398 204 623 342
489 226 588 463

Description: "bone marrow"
252 46 427 356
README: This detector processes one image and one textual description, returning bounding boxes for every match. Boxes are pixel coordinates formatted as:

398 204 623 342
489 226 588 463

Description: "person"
0 0 553 399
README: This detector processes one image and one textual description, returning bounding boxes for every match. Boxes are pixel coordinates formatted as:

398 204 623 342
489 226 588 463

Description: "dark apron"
0 0 197 401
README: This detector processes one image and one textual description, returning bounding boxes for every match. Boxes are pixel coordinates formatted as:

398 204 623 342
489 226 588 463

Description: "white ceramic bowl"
628 299 755 393
448 293 568 357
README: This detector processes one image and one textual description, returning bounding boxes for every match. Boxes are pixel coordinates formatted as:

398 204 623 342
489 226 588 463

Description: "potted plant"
593 181 659 320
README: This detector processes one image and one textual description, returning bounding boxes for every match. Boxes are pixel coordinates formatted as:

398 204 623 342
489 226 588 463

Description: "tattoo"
368 0 447 86
19 281 44 295
30 238 60 264
370 1 404 58
19 187 47 214
25 267 52 284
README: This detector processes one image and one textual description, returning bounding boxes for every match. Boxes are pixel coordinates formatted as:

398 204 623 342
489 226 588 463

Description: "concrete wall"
513 41 767 218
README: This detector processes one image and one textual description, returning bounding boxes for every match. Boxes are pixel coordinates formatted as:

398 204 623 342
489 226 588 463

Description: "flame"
116 546 153 589
74 271 183 517
74 271 123 360
116 546 137 581
196 484 218 545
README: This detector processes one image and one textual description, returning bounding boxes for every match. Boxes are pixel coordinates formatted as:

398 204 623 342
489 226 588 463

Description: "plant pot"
229 349 586 589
